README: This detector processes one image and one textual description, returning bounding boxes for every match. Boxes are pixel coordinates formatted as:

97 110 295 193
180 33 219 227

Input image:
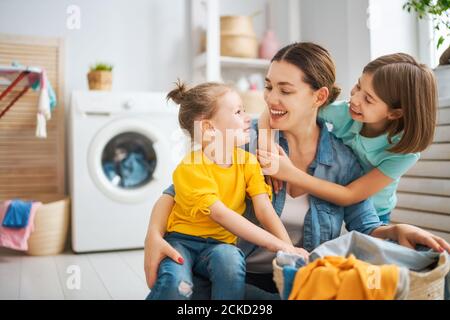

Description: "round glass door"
101 132 157 189
88 118 170 204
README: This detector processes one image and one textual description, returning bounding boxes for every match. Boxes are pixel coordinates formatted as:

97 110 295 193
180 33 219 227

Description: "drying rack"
0 65 42 119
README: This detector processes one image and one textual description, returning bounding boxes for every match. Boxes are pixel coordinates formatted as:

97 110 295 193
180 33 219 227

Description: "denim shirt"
162 119 384 256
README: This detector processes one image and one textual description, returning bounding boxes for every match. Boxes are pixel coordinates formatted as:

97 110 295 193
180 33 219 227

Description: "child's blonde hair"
166 80 233 139
363 53 437 154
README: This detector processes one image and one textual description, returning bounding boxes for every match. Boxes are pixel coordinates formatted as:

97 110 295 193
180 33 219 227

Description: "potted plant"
87 62 113 90
403 0 450 65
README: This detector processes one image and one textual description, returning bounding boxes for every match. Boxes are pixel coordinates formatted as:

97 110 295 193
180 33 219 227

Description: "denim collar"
278 119 334 169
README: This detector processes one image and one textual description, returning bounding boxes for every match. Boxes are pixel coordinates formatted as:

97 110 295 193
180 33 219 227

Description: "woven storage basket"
272 253 450 300
220 16 258 58
26 197 70 256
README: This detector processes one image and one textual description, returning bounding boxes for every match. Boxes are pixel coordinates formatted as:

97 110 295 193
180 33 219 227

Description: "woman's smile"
270 108 288 121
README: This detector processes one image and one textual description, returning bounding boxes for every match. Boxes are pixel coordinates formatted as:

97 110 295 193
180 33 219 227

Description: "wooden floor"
0 247 149 300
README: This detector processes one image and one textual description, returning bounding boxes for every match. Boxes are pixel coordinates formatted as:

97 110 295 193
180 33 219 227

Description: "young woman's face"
349 72 392 124
264 61 318 131
210 90 251 147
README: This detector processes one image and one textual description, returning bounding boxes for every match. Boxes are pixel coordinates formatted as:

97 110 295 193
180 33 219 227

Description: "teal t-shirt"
318 101 420 217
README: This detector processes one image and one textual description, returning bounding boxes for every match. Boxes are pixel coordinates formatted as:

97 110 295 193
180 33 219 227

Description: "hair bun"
329 85 341 103
167 79 187 105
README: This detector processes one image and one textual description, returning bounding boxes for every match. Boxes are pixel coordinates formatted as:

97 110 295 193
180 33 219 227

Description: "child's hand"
265 176 283 194
258 144 296 181
293 247 310 261
281 245 309 261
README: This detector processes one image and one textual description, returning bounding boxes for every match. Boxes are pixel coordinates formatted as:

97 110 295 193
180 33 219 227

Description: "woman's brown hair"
271 42 341 106
364 53 437 153
166 79 232 139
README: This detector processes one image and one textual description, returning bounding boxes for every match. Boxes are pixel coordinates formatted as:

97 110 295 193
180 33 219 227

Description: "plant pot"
87 70 112 91
439 45 450 66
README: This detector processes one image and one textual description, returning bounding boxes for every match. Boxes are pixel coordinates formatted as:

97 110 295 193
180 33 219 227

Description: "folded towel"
2 200 32 228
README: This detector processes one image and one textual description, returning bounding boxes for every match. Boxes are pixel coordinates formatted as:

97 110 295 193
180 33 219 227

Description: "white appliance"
69 91 182 252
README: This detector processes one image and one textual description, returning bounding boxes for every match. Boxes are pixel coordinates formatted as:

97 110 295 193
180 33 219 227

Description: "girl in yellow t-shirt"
147 80 307 300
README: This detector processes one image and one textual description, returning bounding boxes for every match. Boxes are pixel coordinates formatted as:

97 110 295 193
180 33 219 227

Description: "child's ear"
315 87 329 108
387 108 403 120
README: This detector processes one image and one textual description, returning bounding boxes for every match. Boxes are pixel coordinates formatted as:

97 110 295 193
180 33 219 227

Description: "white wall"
0 0 191 103
297 0 420 100
368 0 419 60
299 0 371 99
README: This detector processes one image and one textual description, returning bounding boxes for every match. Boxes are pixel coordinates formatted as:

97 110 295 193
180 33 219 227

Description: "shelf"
194 53 270 70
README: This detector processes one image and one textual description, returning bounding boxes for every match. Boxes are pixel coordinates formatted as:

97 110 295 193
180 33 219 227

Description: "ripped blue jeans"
146 232 246 300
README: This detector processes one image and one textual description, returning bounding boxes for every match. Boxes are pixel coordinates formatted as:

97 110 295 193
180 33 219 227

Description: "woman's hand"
393 224 450 253
144 231 184 289
257 144 296 181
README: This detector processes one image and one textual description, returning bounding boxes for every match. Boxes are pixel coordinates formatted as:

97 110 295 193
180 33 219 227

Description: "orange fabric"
288 255 399 300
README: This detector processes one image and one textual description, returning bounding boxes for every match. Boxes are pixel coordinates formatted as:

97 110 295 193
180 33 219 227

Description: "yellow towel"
288 254 399 300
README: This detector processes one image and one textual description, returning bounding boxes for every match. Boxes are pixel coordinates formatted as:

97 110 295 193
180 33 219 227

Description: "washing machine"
69 91 184 252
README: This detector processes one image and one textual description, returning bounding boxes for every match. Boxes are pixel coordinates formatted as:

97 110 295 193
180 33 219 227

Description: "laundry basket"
26 197 70 256
272 253 450 300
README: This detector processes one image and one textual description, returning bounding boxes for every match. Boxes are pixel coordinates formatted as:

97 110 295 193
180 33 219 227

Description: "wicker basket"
221 16 255 35
26 197 70 256
220 15 258 58
272 253 450 300
220 34 258 58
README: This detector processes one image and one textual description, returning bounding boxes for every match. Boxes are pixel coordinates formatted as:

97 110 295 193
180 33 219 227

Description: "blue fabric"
103 152 156 188
2 200 32 229
146 232 246 300
120 152 153 187
188 276 280 300
281 231 450 300
282 266 298 300
379 212 391 224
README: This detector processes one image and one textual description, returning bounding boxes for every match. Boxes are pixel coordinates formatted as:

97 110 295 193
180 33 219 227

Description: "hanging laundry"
0 63 57 138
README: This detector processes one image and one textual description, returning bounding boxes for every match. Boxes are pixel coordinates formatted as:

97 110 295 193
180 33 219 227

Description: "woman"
144 42 450 299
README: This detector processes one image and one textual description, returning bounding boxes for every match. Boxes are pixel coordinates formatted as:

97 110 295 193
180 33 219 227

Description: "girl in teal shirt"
258 48 437 224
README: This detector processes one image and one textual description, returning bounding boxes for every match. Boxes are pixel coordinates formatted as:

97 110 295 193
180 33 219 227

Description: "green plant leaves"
90 63 113 71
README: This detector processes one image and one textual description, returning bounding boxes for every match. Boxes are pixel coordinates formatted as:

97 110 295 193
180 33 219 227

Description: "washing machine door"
88 117 170 203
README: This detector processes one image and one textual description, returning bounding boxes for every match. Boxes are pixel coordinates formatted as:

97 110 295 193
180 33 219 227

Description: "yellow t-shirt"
166 148 272 244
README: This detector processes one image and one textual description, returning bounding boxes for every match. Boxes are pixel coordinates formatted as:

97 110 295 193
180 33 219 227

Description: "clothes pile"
0 200 41 251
